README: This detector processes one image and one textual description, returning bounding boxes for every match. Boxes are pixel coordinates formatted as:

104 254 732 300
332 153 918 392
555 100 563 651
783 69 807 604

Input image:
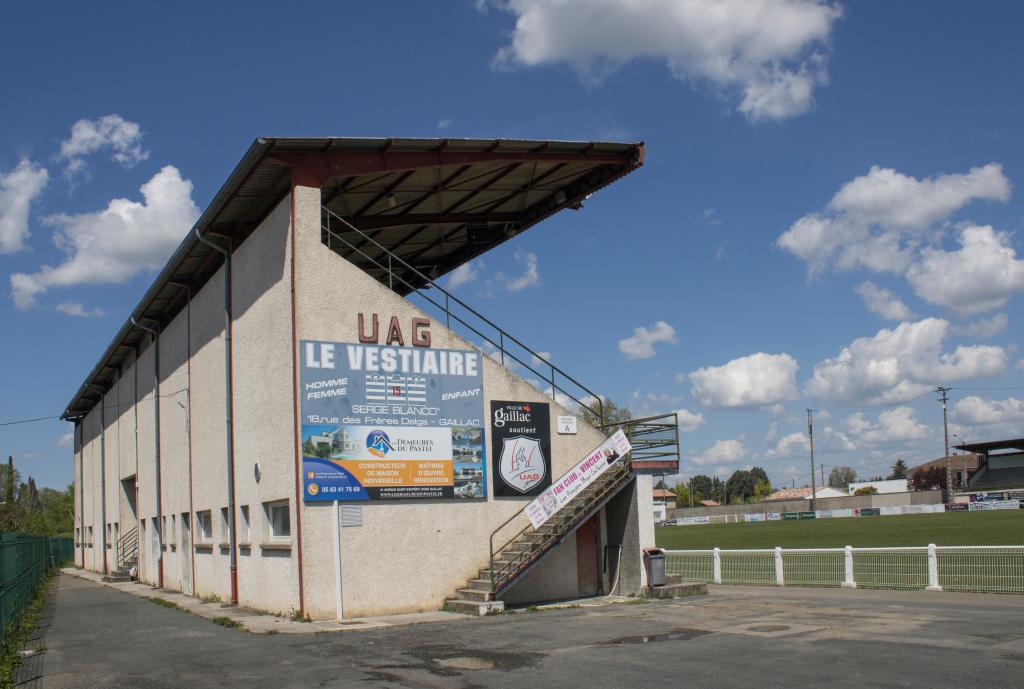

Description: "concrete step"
102 573 133 583
444 598 504 616
468 577 494 589
456 588 494 602
642 581 707 599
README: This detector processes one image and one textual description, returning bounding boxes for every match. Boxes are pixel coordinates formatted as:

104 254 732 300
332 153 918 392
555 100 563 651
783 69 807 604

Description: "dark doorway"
576 514 600 596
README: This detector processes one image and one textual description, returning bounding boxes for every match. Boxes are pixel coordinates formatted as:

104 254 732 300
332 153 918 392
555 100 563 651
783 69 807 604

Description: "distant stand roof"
63 137 644 420
954 438 1024 455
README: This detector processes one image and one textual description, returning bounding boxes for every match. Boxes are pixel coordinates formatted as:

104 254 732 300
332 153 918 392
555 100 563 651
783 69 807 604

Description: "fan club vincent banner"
490 401 552 497
299 338 485 501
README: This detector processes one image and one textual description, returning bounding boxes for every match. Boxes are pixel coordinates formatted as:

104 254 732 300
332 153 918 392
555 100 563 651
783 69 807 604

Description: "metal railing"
664 545 1024 595
1 533 73 633
488 461 633 596
601 413 680 464
322 206 604 424
115 526 138 570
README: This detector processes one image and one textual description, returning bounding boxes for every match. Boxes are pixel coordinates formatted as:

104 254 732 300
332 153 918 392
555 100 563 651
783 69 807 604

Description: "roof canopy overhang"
954 438 1024 455
62 137 644 420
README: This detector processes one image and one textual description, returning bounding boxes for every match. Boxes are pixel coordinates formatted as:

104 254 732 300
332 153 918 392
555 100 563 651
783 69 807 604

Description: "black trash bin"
644 547 666 587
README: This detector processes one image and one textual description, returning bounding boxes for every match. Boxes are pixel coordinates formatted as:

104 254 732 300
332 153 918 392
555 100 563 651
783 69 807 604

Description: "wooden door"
576 514 600 597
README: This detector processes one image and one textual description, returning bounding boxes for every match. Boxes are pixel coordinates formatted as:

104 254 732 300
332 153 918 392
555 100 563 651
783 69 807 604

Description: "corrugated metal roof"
62 136 643 420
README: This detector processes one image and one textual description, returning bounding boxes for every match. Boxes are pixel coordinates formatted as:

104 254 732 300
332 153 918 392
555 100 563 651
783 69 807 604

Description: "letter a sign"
499 437 546 494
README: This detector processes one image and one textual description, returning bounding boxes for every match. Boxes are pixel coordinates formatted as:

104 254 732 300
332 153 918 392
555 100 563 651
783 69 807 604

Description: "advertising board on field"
299 339 485 501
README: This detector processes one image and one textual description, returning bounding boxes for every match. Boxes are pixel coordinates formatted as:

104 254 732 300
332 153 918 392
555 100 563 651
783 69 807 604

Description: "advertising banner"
299 339 485 501
490 401 551 497
523 430 631 529
745 513 766 523
766 512 782 521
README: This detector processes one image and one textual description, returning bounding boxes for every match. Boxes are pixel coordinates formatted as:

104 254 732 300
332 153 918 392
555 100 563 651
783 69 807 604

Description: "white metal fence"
664 546 1024 594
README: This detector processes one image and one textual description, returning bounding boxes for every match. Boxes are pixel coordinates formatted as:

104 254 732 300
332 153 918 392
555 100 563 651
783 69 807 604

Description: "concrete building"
64 137 678 619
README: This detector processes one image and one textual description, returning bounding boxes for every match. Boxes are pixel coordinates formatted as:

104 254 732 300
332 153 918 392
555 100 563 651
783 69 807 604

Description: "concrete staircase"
102 557 135 583
445 462 634 615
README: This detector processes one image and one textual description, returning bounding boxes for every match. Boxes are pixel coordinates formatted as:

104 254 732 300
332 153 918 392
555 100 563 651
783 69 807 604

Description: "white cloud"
58 432 74 447
674 408 705 432
0 160 49 254
690 438 747 467
10 165 199 309
952 396 1024 426
447 259 483 288
844 407 929 444
804 318 1007 405
820 426 857 452
55 301 105 318
689 352 799 408
762 431 809 460
951 312 1008 339
777 164 1011 275
437 118 453 130
855 281 916 321
1018 358 1024 371
906 225 1024 316
503 251 539 291
618 321 677 360
490 0 842 122
58 114 149 180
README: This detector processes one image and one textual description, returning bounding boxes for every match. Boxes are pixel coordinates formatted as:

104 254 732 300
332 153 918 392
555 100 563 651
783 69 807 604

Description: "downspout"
131 316 163 588
92 384 108 575
194 227 239 606
76 420 84 567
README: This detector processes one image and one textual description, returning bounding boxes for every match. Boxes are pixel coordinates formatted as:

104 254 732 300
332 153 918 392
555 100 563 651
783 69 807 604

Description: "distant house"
765 486 847 501
909 453 982 489
653 488 677 509
699 499 720 507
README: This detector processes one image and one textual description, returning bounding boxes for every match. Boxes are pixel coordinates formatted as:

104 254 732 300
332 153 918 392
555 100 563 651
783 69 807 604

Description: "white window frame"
196 510 213 544
264 500 291 543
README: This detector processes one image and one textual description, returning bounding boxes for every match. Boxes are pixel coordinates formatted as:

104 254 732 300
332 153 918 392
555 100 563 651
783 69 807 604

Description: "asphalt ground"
36 574 1024 689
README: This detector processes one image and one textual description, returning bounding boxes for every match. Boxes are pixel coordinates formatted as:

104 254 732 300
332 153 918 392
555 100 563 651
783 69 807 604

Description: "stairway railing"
116 525 138 569
321 206 604 425
488 461 633 596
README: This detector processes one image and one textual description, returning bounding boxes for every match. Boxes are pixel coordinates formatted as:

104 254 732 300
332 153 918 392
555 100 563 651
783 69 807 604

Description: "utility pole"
937 387 951 498
807 409 817 511
820 464 824 489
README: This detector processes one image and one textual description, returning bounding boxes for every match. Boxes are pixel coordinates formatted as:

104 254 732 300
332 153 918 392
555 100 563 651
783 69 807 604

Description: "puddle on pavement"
603 628 711 645
434 656 497 670
747 625 791 633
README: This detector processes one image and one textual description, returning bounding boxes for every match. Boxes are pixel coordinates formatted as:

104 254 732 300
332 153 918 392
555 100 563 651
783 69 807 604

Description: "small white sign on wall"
557 415 577 435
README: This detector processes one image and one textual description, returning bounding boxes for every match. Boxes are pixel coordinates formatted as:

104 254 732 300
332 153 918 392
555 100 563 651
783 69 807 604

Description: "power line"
0 415 61 427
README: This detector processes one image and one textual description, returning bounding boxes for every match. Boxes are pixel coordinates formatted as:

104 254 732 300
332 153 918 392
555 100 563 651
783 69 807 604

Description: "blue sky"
2 1 1023 490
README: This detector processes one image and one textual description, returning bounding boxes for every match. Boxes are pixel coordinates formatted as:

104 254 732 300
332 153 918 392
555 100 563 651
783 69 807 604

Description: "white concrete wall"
291 185 633 617
72 184 650 618
228 195 300 614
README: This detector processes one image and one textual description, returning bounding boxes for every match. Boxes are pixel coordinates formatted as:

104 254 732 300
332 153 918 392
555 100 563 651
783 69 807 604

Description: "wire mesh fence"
1 533 73 634
664 545 1024 595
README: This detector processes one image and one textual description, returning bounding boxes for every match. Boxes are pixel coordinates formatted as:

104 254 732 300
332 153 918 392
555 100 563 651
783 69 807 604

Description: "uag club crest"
499 436 546 493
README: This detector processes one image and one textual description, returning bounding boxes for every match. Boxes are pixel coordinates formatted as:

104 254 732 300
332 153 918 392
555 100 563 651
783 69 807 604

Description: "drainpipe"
76 420 84 567
91 384 108 575
131 316 163 588
194 227 238 606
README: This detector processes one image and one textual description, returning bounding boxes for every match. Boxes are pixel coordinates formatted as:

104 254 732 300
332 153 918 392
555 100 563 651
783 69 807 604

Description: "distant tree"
655 479 669 490
673 483 691 507
828 466 857 490
725 470 763 503
911 466 945 491
868 475 884 482
888 459 909 480
689 475 715 502
580 397 632 430
752 479 772 502
853 486 878 496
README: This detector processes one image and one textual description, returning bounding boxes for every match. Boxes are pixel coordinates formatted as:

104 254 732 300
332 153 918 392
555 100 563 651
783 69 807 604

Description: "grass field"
655 511 1024 549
